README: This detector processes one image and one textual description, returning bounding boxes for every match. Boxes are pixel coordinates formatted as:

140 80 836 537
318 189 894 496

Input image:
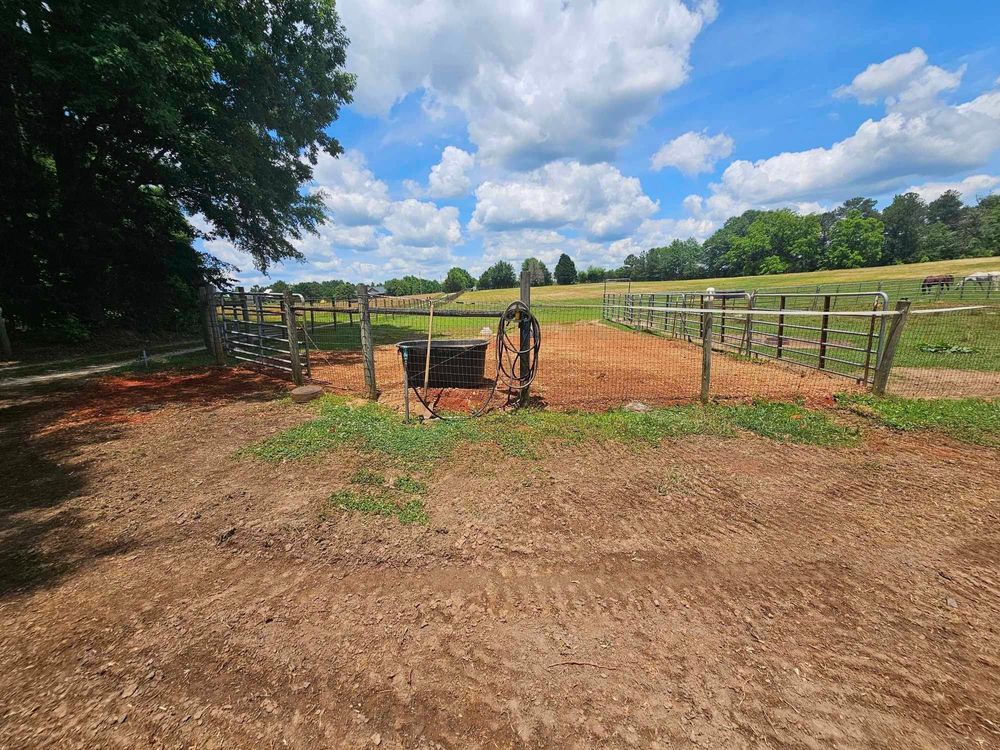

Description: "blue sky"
203 0 1000 286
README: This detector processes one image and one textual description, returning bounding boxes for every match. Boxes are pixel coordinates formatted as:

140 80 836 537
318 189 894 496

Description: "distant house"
368 284 388 297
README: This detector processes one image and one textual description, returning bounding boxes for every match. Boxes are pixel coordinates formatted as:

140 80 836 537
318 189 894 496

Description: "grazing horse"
960 271 1000 292
920 274 953 293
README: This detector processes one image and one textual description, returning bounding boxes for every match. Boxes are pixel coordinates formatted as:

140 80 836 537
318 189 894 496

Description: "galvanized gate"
215 290 309 382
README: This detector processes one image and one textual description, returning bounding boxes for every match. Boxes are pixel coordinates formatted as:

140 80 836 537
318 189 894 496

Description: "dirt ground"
2 368 1000 749
889 367 1000 399
310 322 862 414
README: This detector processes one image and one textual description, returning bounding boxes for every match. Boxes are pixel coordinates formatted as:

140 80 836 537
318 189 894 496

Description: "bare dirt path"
0 346 206 389
1 370 998 749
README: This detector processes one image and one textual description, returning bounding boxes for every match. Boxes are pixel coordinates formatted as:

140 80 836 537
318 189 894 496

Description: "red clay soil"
39 368 290 432
2 374 999 748
312 322 862 414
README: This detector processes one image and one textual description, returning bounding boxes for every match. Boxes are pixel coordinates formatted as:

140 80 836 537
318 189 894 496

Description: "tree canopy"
599 191 998 282
554 253 577 285
478 261 518 290
2 0 355 337
442 267 476 293
521 257 552 286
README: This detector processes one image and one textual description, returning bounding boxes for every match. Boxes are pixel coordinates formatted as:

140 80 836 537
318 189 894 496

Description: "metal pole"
519 270 532 407
357 283 378 399
872 300 911 396
282 290 304 386
422 302 435 397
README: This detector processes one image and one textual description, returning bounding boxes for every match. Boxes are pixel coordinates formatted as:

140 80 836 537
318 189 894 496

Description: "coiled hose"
409 300 540 419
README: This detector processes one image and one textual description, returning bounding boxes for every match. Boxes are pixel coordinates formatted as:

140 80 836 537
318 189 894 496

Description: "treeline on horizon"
261 190 1000 298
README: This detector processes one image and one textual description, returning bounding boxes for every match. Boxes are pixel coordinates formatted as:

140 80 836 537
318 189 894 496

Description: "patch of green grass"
393 476 427 494
723 401 860 446
839 394 1000 447
350 468 386 486
243 394 861 471
328 489 429 526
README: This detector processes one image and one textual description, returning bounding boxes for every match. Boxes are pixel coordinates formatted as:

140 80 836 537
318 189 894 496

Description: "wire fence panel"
604 292 887 385
217 287 998 411
885 305 1000 398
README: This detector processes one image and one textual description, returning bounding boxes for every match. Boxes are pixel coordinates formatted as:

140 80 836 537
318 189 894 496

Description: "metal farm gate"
214 290 310 382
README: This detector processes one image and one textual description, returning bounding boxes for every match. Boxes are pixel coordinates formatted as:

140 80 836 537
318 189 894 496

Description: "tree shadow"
0 368 286 597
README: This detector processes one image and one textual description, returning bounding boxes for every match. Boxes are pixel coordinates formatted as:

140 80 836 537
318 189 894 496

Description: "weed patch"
327 483 429 526
839 394 999 447
723 402 859 446
244 395 859 469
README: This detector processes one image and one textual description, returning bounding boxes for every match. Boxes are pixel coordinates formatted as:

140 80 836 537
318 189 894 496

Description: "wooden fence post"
0 305 12 360
356 283 378 399
282 290 304 386
519 270 532 406
701 299 713 404
872 300 911 396
199 286 225 364
237 286 250 322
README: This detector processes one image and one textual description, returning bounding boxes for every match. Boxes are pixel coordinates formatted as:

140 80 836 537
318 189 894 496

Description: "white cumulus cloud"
384 199 462 247
681 51 1000 217
338 0 718 169
470 161 658 241
834 47 965 113
651 130 734 175
904 174 1000 204
427 146 475 199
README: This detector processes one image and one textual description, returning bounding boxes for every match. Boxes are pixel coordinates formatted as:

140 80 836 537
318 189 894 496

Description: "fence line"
203 278 999 410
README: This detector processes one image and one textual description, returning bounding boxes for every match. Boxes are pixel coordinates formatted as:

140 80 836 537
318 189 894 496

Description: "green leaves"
4 0 355 331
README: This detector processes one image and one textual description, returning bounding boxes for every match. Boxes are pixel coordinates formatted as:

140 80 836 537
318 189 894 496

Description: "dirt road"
1 369 998 748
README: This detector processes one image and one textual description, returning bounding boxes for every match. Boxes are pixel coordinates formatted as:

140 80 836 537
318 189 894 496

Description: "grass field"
456 255 1000 305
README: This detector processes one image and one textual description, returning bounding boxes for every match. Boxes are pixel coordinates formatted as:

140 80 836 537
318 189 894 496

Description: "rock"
624 401 651 412
946 597 958 609
291 384 323 403
371 733 382 746
216 526 237 545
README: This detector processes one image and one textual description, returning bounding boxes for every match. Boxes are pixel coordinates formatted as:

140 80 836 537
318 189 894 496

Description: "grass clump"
351 468 386 486
839 394 999 447
393 476 427 494
723 401 859 446
244 394 863 469
328 489 429 526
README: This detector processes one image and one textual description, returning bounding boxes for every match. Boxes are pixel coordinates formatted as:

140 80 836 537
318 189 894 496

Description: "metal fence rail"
215 290 309 380
604 291 888 384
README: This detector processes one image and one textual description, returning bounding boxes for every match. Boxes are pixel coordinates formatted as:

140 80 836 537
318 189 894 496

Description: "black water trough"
397 339 489 388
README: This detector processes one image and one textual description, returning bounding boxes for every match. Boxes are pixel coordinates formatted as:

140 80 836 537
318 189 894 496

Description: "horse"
959 271 1000 292
920 274 953 293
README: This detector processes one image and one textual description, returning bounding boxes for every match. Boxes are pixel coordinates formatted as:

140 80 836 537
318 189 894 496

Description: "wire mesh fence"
210 280 1000 414
885 305 1000 398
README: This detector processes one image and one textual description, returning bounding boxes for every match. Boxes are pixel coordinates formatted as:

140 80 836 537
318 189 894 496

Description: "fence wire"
886 305 1000 398
216 287 999 414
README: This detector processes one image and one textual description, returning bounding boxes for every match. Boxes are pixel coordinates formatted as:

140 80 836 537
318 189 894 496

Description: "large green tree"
2 0 355 335
477 261 517 290
881 193 928 264
442 266 475 293
725 210 822 275
521 257 552 286
554 253 577 285
825 210 884 269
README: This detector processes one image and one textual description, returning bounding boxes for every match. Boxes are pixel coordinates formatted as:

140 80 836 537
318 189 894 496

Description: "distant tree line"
253 189 1000 302
586 191 1000 283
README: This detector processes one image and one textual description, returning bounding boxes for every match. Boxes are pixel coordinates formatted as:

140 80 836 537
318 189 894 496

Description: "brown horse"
921 274 953 293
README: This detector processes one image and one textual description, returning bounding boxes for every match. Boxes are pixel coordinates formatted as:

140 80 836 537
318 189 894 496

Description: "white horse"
959 271 1000 291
